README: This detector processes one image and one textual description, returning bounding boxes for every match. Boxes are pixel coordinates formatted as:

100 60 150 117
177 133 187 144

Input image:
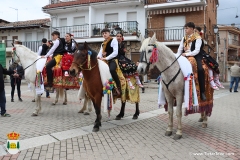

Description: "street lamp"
214 25 219 63
9 7 18 22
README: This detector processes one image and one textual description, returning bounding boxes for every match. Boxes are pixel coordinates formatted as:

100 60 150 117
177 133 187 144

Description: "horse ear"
150 32 157 44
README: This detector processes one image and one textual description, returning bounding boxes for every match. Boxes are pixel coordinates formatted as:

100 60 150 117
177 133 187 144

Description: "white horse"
13 44 67 116
137 33 211 140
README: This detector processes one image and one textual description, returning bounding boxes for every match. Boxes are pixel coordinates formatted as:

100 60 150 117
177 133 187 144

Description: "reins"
72 60 98 71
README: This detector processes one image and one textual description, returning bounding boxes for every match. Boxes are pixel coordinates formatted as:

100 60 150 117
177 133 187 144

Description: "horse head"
137 33 157 75
69 41 97 76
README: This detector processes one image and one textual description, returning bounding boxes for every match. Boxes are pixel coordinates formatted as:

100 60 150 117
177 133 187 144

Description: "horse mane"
78 44 98 60
140 37 176 59
15 45 38 57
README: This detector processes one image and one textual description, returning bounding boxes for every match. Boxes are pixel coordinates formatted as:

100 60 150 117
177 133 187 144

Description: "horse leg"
32 84 36 102
63 89 67 105
174 96 183 140
198 112 204 122
202 111 208 128
32 95 41 116
115 102 126 120
92 98 102 132
78 94 88 113
165 97 174 136
87 97 92 113
52 88 59 105
133 102 140 119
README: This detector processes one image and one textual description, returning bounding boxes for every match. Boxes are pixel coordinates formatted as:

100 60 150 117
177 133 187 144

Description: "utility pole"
9 7 18 22
223 38 226 82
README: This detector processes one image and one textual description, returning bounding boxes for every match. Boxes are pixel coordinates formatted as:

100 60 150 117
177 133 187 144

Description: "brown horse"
69 42 140 132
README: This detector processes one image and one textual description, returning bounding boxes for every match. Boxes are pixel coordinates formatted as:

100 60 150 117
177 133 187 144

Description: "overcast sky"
0 0 239 26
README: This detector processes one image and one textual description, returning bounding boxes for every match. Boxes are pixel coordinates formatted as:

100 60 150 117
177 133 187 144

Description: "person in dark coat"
0 64 15 117
9 62 24 102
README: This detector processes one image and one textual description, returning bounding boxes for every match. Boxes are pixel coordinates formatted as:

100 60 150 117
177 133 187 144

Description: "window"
25 33 32 41
37 32 44 41
127 12 137 32
60 18 67 27
74 17 85 25
2 36 7 40
164 16 185 41
105 13 118 23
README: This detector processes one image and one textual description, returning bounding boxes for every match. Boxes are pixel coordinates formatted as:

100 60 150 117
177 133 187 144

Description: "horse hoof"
165 131 172 136
115 116 122 120
132 115 138 120
52 103 56 105
92 128 99 132
84 112 90 115
173 134 182 140
198 118 203 122
63 102 67 105
78 110 84 113
32 99 35 102
31 113 38 116
202 123 207 128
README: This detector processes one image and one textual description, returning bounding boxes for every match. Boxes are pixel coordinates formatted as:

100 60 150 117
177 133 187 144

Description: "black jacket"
8 63 24 79
0 64 14 91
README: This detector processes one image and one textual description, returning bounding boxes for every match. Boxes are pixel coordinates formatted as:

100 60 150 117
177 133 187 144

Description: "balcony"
228 39 240 47
54 24 89 38
146 27 184 42
91 21 139 37
4 40 41 52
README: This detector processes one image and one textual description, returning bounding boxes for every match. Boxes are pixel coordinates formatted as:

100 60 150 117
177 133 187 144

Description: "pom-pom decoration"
103 78 114 94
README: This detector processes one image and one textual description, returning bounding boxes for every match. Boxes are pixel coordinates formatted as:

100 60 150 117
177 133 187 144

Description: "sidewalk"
0 81 239 160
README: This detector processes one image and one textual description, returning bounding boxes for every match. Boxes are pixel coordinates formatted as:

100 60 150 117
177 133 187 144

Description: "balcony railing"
54 24 89 38
146 27 184 41
4 40 41 52
145 0 190 5
229 39 240 46
91 21 139 37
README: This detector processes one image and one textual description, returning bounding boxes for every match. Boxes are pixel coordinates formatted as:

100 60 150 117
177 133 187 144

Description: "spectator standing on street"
37 38 48 56
229 63 240 92
0 64 15 117
9 62 24 102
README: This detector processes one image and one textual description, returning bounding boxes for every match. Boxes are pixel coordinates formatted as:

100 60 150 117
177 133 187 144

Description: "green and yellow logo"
6 132 20 154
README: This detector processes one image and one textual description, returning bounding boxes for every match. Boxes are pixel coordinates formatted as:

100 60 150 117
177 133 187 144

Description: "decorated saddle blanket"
42 53 79 89
158 53 198 110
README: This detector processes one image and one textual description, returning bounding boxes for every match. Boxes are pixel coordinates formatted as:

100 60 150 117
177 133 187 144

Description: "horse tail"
59 88 64 100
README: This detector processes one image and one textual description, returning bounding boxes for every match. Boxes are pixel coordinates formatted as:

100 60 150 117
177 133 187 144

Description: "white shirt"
44 39 60 58
37 46 42 56
97 38 118 60
177 37 202 56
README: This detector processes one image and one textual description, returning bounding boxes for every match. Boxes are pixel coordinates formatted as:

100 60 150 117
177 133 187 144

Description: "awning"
148 6 204 15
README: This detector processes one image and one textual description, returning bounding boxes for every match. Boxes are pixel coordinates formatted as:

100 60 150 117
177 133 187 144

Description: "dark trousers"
11 78 21 99
109 60 121 88
0 90 6 115
46 59 56 87
194 54 205 93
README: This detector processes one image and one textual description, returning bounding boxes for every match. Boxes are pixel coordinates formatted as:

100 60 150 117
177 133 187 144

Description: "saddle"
42 53 79 89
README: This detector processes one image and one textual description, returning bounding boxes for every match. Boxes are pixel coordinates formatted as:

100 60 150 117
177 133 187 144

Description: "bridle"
12 47 41 71
72 50 98 71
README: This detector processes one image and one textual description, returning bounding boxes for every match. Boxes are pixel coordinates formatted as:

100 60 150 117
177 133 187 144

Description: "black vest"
53 38 65 58
40 44 48 56
105 39 114 58
183 38 204 59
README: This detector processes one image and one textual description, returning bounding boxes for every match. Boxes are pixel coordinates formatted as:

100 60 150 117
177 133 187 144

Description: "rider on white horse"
41 31 65 91
177 22 206 101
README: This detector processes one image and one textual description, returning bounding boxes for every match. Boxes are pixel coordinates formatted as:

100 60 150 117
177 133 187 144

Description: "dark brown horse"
69 42 140 132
